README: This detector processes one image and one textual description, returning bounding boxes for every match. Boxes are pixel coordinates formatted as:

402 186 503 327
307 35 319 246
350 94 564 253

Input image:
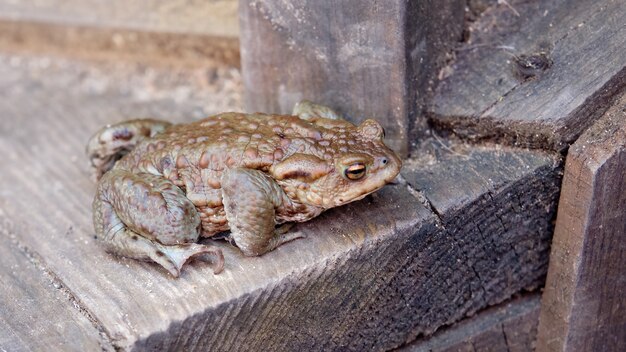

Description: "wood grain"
400 138 562 323
536 92 626 351
0 53 561 350
430 0 626 151
239 0 466 156
400 293 540 352
0 220 109 351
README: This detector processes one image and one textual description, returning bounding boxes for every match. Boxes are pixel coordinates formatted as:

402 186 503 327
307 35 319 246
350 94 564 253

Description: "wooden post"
536 92 626 351
238 0 465 156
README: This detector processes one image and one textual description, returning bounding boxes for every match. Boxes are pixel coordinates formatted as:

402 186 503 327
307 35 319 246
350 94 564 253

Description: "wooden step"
0 0 239 65
0 224 108 351
430 0 626 151
0 52 562 351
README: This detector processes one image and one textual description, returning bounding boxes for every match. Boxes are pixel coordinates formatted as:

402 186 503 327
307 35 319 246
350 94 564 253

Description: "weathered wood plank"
0 53 561 351
399 293 540 352
0 0 239 37
399 139 561 336
430 0 626 151
536 92 626 351
239 0 466 156
0 0 240 66
0 19 240 67
0 220 109 351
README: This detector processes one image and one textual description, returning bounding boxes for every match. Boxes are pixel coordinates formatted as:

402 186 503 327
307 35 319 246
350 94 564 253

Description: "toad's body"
87 101 401 276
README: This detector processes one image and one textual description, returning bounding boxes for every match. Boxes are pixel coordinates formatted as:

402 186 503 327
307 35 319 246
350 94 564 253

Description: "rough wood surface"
0 0 240 66
400 139 562 323
0 226 108 351
0 53 561 351
536 92 626 351
239 0 466 156
430 0 626 151
399 293 541 352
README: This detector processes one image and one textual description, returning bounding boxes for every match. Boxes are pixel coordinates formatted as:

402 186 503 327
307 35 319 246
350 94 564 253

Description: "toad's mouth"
332 186 383 208
332 170 401 207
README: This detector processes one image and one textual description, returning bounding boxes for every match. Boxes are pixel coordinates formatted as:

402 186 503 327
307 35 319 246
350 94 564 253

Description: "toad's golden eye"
344 163 366 180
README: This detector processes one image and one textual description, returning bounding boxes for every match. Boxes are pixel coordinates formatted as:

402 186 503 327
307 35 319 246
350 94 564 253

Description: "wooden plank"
536 92 626 351
0 52 561 350
430 0 626 151
399 139 561 331
0 0 239 37
239 0 466 156
0 219 109 351
399 293 541 352
0 0 240 66
0 19 241 67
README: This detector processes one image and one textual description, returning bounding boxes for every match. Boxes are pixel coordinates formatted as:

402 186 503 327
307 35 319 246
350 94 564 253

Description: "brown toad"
87 101 401 277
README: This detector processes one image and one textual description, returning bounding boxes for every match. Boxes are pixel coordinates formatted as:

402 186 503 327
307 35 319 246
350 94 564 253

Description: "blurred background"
0 0 243 119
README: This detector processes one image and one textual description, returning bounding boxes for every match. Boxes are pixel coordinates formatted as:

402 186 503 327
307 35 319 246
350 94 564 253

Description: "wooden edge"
398 293 541 352
0 18 241 67
428 0 626 151
536 92 626 352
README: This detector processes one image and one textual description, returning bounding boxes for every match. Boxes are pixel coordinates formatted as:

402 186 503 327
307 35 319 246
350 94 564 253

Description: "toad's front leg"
93 169 224 277
221 168 304 256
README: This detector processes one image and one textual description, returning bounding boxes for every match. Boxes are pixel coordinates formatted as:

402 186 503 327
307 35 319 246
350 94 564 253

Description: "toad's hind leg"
292 100 344 120
221 168 305 256
86 119 172 180
93 170 224 277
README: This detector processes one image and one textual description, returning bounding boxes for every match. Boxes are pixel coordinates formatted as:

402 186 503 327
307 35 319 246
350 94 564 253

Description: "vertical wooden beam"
239 0 465 156
536 93 626 351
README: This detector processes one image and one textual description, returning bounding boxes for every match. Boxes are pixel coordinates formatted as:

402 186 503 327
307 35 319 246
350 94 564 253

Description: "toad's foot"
268 227 306 251
292 100 343 120
106 228 224 277
94 169 224 277
153 242 224 277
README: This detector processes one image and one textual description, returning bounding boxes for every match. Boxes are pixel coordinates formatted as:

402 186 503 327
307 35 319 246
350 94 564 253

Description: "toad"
87 101 401 277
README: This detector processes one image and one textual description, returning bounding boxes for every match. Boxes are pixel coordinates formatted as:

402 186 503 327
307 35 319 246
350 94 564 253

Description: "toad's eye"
344 163 366 180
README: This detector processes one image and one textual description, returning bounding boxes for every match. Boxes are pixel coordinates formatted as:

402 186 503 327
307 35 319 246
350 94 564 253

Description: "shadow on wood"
400 293 541 352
